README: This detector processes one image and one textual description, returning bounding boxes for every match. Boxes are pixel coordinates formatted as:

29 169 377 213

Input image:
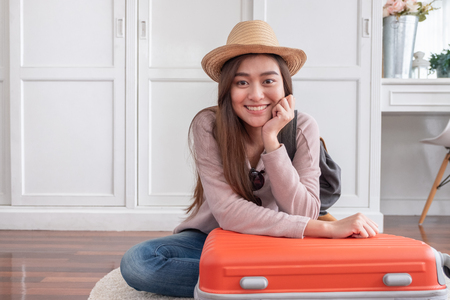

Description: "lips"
245 105 269 111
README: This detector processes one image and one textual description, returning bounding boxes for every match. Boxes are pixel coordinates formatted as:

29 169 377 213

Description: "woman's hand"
262 95 296 153
304 213 379 239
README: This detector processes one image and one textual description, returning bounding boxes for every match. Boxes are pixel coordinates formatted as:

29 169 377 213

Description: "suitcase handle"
240 277 268 290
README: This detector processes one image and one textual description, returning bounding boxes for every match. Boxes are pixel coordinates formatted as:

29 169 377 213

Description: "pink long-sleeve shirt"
174 109 321 238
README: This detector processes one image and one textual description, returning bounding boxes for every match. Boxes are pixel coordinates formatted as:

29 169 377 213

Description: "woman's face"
230 55 285 129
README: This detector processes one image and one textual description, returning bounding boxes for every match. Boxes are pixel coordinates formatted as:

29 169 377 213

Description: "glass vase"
436 66 450 78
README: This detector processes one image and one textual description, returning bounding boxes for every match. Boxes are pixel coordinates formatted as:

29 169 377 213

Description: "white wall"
381 114 450 215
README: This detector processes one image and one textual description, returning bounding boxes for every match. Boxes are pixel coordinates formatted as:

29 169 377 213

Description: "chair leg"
419 152 450 225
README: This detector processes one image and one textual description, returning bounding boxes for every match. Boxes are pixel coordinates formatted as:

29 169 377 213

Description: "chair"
419 119 450 225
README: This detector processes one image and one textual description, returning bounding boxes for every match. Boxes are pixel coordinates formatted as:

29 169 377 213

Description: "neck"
244 124 264 147
244 124 265 169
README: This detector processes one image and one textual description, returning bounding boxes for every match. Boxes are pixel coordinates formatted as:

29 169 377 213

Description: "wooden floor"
0 216 449 300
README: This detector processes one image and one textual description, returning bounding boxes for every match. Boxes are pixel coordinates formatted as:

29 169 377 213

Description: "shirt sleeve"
192 110 311 238
261 112 321 219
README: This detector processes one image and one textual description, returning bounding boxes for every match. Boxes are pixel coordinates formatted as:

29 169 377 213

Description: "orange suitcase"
195 228 450 300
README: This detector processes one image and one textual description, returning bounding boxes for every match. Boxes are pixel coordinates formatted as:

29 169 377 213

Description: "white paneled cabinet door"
256 0 373 212
138 0 251 207
138 0 376 220
10 0 126 206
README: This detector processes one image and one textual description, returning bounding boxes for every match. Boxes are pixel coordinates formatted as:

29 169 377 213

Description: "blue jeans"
120 229 207 297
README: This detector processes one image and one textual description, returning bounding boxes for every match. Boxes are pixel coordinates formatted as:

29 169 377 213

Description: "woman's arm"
261 112 321 217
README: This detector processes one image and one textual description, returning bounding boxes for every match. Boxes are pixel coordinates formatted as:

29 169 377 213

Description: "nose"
248 84 264 102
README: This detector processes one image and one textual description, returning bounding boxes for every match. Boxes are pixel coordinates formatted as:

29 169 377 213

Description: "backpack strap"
277 110 297 161
277 110 342 216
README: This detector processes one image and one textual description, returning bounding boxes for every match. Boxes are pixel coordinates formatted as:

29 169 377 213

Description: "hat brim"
201 44 307 82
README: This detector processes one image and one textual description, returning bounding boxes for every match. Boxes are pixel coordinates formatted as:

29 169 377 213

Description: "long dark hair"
186 54 293 216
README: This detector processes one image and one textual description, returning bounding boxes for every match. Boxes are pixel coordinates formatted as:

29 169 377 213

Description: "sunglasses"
249 168 265 191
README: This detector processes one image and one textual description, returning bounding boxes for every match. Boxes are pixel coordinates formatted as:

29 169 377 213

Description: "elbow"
313 198 320 219
307 195 320 220
282 193 320 219
306 193 320 220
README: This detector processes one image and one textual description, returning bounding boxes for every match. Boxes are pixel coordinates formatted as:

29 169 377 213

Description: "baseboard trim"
0 206 385 232
381 198 450 216
0 207 187 231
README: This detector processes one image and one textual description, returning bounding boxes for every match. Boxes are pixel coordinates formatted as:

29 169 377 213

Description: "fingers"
362 213 379 237
285 94 295 110
350 213 379 238
278 95 295 112
273 95 295 120
366 217 379 235
272 101 287 119
263 95 296 150
329 213 379 239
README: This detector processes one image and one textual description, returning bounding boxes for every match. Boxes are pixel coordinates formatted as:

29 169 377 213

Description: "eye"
263 79 275 84
236 80 248 86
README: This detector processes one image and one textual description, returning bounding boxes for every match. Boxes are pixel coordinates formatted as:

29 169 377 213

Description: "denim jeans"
120 229 208 298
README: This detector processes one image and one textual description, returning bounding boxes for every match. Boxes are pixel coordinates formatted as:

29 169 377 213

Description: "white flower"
405 0 419 12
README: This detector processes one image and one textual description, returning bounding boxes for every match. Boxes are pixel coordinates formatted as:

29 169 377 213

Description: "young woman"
120 20 378 298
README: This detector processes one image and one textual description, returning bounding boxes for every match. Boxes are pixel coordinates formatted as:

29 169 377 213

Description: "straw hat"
201 20 307 82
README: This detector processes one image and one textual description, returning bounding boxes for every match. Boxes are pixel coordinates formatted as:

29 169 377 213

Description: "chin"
244 118 270 129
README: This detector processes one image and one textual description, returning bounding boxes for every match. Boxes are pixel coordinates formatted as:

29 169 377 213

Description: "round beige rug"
89 268 450 300
88 268 194 300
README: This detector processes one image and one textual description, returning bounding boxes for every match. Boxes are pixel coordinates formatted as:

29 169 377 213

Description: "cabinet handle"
117 18 125 38
140 20 147 39
362 18 371 38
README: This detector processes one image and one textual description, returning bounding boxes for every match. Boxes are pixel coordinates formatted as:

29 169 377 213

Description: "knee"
120 244 158 291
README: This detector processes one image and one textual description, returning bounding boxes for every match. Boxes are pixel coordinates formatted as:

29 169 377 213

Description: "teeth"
246 105 268 111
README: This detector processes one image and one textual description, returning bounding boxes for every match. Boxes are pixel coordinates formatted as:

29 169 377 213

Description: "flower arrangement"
383 0 438 22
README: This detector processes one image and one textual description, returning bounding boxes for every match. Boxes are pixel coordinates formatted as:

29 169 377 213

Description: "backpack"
277 110 341 216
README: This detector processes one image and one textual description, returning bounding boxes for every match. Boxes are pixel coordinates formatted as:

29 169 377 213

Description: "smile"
245 105 269 111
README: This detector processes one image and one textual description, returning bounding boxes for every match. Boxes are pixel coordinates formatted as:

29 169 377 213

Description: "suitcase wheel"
444 265 450 279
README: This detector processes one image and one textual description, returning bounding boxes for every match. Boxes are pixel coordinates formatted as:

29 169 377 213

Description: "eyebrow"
235 71 280 77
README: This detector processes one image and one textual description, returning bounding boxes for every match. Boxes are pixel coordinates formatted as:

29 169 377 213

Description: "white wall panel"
23 81 114 196
150 82 216 195
265 0 359 67
140 0 374 215
149 0 243 68
10 0 126 207
139 80 216 206
295 81 364 206
138 0 248 207
263 0 371 209
22 0 114 67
